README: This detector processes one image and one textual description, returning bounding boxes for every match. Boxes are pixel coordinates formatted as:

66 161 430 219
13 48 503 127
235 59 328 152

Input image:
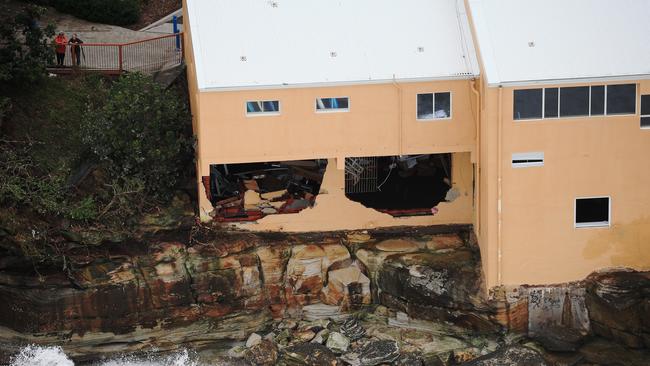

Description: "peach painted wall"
479 80 650 289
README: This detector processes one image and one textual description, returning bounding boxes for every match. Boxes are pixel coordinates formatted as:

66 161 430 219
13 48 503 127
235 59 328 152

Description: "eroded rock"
461 345 547 366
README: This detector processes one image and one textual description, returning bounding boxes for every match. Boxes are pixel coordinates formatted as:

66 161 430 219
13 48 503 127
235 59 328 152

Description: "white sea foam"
9 346 202 366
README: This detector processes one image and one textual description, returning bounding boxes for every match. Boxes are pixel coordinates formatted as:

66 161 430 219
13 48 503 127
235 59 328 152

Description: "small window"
590 85 605 116
606 84 636 115
316 97 349 112
512 152 544 168
246 100 280 115
641 95 650 129
544 88 559 118
575 197 610 228
514 89 542 120
560 86 589 117
417 92 452 120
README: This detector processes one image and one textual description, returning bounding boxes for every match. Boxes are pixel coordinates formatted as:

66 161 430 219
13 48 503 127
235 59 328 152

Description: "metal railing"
50 33 184 74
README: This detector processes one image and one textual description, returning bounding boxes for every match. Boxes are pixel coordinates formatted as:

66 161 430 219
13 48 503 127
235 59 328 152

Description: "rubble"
340 317 366 341
341 340 400 366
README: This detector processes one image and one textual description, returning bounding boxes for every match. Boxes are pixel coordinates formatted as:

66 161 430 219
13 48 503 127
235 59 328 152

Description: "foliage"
82 73 193 202
25 0 141 26
0 5 55 87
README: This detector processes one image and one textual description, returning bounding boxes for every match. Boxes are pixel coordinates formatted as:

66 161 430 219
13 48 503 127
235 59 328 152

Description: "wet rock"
340 317 366 341
246 333 262 348
532 325 585 352
326 332 350 354
579 339 650 366
461 345 547 366
395 353 425 366
282 343 339 366
245 339 278 366
341 340 400 366
321 265 371 310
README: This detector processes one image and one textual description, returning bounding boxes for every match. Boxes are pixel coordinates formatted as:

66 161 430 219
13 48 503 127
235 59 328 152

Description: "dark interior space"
576 197 609 224
208 160 327 221
345 154 452 217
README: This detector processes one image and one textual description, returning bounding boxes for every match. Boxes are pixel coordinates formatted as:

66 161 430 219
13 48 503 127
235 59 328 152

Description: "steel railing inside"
50 33 184 74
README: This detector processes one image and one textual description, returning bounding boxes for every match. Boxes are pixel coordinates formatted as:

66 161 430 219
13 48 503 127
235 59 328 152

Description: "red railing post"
118 45 124 72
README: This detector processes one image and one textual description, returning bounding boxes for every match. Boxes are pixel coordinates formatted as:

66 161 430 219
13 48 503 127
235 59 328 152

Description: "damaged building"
183 0 650 296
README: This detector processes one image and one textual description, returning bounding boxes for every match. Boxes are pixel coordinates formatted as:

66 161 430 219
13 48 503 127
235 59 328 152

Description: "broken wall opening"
344 154 452 217
206 159 327 221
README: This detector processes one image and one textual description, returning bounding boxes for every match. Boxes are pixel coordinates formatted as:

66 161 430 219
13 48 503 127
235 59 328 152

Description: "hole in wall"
207 159 327 222
344 154 452 217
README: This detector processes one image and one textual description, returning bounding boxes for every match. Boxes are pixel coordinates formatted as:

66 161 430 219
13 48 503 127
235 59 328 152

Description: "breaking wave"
9 346 202 366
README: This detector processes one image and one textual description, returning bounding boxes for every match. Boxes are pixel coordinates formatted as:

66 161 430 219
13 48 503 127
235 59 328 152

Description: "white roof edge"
197 74 479 93
488 73 650 88
467 0 500 85
456 0 481 77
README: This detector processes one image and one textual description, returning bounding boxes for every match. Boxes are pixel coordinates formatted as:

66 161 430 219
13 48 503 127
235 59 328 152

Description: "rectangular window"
316 97 349 112
641 95 650 129
560 86 590 117
514 89 542 120
417 92 452 120
575 197 610 228
544 88 559 118
590 85 605 116
246 100 280 115
606 84 636 115
512 152 544 168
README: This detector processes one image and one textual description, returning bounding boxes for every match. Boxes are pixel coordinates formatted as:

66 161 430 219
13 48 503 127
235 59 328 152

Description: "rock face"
585 270 650 348
461 345 547 366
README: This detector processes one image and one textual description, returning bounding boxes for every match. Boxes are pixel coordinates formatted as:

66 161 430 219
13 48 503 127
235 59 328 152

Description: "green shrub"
68 196 97 221
23 0 141 26
82 73 193 201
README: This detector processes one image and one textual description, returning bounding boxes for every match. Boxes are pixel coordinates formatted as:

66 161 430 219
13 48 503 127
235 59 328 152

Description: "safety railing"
50 33 184 74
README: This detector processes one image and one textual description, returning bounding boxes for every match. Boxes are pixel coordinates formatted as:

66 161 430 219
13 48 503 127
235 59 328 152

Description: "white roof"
186 0 479 91
468 0 650 86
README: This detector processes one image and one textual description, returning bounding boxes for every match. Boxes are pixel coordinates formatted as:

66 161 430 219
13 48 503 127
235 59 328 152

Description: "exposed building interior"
344 154 453 217
207 160 327 221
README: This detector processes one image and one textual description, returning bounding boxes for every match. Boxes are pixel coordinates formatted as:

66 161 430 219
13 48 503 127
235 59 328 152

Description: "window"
606 84 636 115
544 88 559 118
560 86 589 117
316 97 349 112
512 152 544 168
642 95 650 129
246 100 280 115
417 92 452 120
575 197 610 228
514 84 637 120
513 89 542 120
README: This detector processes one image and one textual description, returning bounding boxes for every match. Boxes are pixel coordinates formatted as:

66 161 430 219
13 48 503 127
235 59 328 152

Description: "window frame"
315 97 350 113
511 152 544 168
514 84 637 122
574 196 611 229
245 100 281 117
416 92 453 121
641 94 650 129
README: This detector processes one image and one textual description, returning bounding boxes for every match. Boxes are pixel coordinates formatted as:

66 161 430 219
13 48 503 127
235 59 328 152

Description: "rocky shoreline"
0 224 649 365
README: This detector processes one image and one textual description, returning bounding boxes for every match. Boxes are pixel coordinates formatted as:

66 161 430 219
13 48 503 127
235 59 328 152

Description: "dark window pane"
417 93 434 119
513 89 542 120
544 88 558 118
434 92 451 118
247 101 261 113
263 101 279 112
641 95 650 115
576 197 609 224
560 86 589 117
590 86 605 116
336 98 349 109
607 84 636 115
641 117 650 128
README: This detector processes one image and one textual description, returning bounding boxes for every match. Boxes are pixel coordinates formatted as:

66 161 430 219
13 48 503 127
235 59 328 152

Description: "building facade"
183 0 650 292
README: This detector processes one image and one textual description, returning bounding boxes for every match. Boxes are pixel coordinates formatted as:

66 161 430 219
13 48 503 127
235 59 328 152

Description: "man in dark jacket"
69 34 84 66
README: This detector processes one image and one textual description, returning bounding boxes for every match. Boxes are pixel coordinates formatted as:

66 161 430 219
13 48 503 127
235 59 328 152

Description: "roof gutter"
198 74 479 93
488 73 650 88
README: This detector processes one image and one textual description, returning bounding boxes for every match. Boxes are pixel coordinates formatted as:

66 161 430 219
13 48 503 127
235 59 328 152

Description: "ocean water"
9 345 203 366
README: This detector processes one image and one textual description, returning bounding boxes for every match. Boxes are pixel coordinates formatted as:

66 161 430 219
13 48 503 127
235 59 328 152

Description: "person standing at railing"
69 34 84 66
54 32 67 66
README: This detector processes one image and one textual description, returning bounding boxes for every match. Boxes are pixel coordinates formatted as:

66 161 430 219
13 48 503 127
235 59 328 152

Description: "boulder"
326 332 350 354
532 325 585 352
340 317 366 341
245 333 262 348
245 340 278 366
461 346 547 366
321 265 371 310
341 340 400 366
